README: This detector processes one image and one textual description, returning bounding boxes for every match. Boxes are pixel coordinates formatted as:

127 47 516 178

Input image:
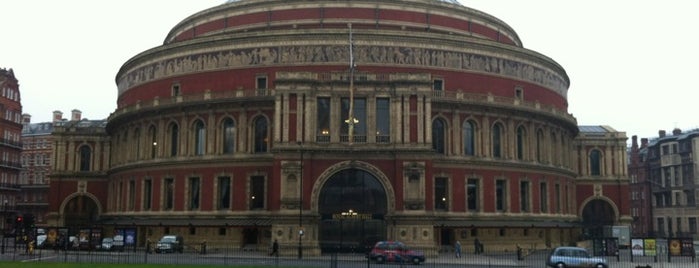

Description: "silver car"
546 246 608 268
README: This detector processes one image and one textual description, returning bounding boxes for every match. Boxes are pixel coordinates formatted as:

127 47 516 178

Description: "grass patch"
0 263 306 268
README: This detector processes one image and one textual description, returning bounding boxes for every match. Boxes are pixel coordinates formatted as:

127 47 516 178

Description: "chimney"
53 110 63 123
659 130 666 137
71 109 82 121
673 128 682 136
641 138 649 148
631 135 638 148
21 113 31 125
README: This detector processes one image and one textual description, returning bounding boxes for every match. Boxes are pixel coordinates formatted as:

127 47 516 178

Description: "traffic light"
14 216 23 230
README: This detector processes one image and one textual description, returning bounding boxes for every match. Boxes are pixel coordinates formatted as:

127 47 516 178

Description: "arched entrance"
318 168 387 252
62 195 100 228
581 199 616 239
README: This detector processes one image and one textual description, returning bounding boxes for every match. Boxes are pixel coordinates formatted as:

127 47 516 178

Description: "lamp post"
1 199 7 254
297 142 304 259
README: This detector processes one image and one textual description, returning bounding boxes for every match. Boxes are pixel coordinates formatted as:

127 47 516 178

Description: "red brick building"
0 68 23 236
45 0 631 254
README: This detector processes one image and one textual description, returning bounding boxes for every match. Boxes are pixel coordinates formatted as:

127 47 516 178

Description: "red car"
367 241 425 265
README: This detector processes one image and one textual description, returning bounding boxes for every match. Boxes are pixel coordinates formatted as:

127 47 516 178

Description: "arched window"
194 120 206 155
536 129 544 162
149 125 157 159
550 132 558 165
590 149 602 176
79 145 91 171
222 118 236 154
516 126 526 160
432 118 446 154
169 123 179 157
492 123 503 158
254 116 268 153
463 120 475 156
134 128 141 159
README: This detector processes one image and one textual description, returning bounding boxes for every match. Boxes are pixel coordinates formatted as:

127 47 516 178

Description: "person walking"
474 238 481 254
270 239 279 257
455 241 462 258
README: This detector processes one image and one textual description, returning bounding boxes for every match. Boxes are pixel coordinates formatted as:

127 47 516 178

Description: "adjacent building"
44 0 631 254
0 67 23 235
629 128 699 238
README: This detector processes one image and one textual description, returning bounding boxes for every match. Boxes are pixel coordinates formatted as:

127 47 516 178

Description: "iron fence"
0 240 696 268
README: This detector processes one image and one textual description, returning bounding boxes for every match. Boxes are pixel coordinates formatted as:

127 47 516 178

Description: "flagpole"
346 23 357 145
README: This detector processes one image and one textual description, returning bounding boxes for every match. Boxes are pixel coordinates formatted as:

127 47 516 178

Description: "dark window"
144 179 152 210
590 150 602 176
516 126 525 160
250 176 265 210
172 84 180 97
164 178 174 210
134 128 141 159
317 98 331 141
520 181 530 212
492 124 502 158
433 79 443 91
254 117 268 153
467 179 479 211
463 121 475 156
169 123 179 157
218 176 231 210
189 177 200 210
432 119 446 154
222 118 236 154
555 184 561 213
540 182 548 213
79 145 91 171
256 76 267 90
149 126 157 159
340 98 366 141
128 180 136 211
536 130 544 162
194 120 206 155
376 98 390 143
435 177 448 211
496 180 506 211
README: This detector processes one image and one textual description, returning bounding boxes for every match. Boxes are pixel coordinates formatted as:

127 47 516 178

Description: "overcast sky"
3 1 697 141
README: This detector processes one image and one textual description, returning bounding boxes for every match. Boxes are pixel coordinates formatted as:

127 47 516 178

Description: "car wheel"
555 263 566 268
411 257 421 265
375 255 385 264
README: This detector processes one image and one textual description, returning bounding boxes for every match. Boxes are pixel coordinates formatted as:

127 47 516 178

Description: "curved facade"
46 0 631 254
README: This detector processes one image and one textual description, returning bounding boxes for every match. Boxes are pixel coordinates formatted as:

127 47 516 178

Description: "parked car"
367 240 425 265
546 246 608 268
112 235 125 252
36 235 47 249
155 235 184 253
97 237 114 251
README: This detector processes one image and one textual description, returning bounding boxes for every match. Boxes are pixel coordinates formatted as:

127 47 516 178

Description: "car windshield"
103 238 113 242
160 237 176 242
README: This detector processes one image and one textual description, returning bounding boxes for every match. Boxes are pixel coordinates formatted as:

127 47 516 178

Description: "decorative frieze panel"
119 44 567 98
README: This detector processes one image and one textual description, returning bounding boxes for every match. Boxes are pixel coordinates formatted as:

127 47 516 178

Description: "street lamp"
297 142 304 259
1 199 7 254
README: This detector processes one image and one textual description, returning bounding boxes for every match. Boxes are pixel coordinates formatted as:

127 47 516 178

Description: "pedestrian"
270 239 279 257
454 241 462 258
474 238 480 254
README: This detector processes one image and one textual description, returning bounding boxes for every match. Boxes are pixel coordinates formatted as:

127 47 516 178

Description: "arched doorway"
581 199 616 239
62 195 100 228
318 168 387 252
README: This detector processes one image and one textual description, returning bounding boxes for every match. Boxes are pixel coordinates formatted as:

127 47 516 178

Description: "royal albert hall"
47 0 631 254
